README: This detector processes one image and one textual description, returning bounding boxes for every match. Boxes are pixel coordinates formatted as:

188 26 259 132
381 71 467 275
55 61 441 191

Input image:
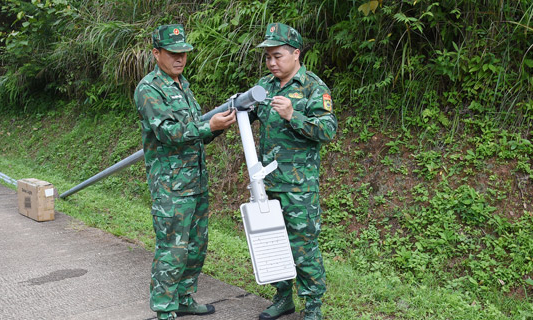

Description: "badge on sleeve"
322 93 332 112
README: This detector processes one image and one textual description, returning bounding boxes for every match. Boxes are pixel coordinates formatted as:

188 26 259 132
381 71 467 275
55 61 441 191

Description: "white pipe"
236 110 259 177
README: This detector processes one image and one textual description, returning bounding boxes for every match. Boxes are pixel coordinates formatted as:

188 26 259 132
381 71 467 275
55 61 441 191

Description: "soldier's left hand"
271 96 293 121
210 109 236 131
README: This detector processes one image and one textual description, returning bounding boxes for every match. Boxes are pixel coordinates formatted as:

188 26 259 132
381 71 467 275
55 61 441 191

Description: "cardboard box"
17 178 55 221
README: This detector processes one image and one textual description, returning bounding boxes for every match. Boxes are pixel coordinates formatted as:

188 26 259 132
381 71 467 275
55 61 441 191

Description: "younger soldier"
251 23 338 320
134 24 235 320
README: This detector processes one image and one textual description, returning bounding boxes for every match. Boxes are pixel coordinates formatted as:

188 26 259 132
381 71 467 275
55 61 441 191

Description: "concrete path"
0 184 301 320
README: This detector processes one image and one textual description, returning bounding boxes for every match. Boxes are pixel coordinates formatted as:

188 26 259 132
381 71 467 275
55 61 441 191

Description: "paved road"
0 184 301 320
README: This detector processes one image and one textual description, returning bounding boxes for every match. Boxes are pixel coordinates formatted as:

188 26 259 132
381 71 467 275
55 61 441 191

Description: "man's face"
265 46 300 82
153 48 187 81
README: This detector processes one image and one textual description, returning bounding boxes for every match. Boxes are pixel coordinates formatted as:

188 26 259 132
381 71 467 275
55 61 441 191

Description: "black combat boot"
259 288 295 320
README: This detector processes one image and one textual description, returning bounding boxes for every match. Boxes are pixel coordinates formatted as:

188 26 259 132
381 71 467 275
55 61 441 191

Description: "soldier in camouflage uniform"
250 23 338 320
134 24 236 320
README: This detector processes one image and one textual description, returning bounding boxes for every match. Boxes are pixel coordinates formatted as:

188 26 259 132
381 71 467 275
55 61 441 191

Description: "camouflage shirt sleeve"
135 82 213 146
288 86 337 143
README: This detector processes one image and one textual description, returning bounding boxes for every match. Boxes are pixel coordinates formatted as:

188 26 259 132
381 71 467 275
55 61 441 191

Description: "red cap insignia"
173 28 180 35
270 26 276 33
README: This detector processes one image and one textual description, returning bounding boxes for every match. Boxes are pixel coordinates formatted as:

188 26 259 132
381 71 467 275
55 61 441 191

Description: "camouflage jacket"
134 65 215 207
250 65 338 193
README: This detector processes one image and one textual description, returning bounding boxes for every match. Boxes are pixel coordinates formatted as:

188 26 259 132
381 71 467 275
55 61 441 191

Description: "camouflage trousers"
150 192 209 314
267 191 326 299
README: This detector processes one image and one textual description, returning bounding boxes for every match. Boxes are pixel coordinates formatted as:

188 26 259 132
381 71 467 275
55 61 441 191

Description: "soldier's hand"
209 109 236 131
271 96 294 121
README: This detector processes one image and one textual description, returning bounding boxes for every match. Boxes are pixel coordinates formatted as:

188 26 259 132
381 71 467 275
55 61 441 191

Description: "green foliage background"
1 0 533 318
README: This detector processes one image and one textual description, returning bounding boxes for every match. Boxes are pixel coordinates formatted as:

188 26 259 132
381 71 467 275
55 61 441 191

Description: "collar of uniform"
154 65 189 89
291 65 307 85
267 65 307 86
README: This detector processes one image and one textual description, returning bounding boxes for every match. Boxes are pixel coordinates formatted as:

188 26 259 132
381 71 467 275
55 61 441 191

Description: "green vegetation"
1 0 532 319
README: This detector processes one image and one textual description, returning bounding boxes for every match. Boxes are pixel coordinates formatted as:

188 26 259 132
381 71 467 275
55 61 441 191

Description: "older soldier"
251 23 337 320
134 24 235 320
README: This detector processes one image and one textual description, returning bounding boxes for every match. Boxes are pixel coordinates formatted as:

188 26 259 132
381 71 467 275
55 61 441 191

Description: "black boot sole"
174 304 215 317
258 307 296 320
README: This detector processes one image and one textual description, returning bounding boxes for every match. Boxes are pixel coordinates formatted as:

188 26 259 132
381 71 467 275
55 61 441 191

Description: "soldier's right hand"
209 109 236 131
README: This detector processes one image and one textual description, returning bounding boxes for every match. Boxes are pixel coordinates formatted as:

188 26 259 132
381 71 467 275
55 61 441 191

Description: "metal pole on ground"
59 86 266 199
59 149 144 199
0 172 17 186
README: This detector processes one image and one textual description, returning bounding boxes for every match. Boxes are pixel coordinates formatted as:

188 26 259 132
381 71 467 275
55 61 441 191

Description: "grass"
1 153 532 319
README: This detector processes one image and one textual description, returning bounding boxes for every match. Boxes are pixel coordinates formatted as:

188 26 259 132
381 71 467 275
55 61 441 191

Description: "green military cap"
152 24 193 53
257 23 302 50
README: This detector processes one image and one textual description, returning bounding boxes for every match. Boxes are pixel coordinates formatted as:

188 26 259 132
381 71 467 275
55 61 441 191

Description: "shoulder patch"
322 93 332 112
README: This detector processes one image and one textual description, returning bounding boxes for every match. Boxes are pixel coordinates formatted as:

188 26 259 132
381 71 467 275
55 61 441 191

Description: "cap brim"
256 39 286 48
163 43 194 53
